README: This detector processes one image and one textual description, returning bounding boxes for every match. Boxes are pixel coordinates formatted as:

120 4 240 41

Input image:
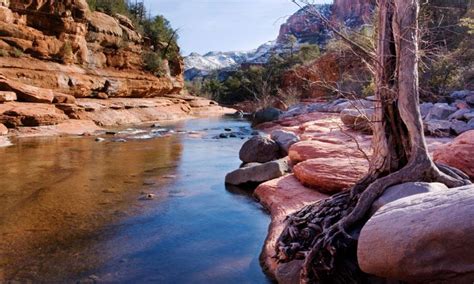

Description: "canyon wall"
0 0 184 98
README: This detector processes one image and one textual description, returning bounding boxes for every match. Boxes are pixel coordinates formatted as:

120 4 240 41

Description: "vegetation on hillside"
186 44 322 107
86 0 180 76
189 1 472 107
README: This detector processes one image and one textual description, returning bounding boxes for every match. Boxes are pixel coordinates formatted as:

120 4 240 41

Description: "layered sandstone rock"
0 102 68 127
0 0 184 99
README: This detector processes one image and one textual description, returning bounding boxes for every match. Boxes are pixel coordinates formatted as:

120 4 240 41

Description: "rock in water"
239 136 280 163
358 184 474 283
433 130 474 179
271 130 300 154
225 158 289 185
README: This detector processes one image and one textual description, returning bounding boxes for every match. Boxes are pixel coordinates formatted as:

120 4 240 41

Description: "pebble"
95 137 105 142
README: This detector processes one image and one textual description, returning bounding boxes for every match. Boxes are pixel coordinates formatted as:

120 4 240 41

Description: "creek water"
0 117 272 283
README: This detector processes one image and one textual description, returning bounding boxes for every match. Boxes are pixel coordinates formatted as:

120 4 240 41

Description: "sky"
145 0 332 55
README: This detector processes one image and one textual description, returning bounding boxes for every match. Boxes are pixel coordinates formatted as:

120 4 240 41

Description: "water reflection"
0 135 182 281
0 118 271 283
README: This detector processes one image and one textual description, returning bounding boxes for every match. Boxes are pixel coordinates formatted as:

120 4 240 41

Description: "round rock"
239 136 280 163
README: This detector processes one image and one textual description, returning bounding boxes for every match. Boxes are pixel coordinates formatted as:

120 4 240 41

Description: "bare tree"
277 0 471 283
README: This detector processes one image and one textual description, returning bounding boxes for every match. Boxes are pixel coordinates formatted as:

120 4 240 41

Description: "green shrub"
0 49 7 57
10 48 23 58
143 51 166 76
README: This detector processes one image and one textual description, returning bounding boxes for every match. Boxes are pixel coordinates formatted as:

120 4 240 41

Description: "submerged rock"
358 184 474 283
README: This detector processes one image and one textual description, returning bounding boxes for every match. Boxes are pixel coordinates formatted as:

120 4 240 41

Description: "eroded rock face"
358 184 474 283
0 0 184 98
0 102 67 127
433 130 474 179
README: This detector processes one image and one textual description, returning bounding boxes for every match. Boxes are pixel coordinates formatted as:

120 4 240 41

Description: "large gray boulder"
448 108 471 121
328 99 373 113
271 130 300 154
451 120 474 135
424 119 452 137
370 182 448 214
225 158 289 185
239 136 280 163
467 94 474 106
358 184 474 283
450 90 472 100
425 103 457 120
340 108 374 133
253 107 282 125
419 102 434 119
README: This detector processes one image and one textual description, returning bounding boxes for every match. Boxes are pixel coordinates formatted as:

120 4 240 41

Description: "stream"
0 117 272 283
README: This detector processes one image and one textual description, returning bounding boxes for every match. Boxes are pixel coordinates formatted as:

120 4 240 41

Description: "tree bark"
276 0 471 283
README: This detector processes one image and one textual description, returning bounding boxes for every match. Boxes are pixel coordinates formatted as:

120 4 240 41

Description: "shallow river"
0 117 271 283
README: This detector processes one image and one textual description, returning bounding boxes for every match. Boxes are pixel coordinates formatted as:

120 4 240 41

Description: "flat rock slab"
225 158 289 185
0 77 54 103
0 102 67 127
254 174 329 280
358 184 474 282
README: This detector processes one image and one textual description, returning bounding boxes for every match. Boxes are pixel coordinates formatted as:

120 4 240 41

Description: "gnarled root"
276 163 471 284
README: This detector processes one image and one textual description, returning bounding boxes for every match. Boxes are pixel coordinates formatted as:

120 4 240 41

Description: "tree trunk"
276 0 471 283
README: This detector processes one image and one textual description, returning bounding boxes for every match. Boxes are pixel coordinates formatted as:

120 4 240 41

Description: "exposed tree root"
276 163 471 284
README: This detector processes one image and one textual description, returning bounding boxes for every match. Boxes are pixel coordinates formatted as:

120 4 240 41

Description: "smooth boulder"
293 157 368 194
239 135 280 163
271 130 300 154
358 184 474 282
425 103 457 120
225 158 289 185
253 107 282 125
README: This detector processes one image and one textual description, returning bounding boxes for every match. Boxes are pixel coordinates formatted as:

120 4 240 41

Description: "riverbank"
0 117 271 283
0 90 235 143
227 100 474 282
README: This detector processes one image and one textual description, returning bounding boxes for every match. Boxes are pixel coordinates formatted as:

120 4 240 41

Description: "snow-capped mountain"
184 1 375 80
184 41 276 80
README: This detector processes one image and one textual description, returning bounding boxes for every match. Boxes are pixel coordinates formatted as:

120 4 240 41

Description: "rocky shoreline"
225 96 474 282
0 75 235 145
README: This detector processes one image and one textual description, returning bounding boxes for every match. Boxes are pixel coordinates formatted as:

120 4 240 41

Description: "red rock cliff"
0 0 184 98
